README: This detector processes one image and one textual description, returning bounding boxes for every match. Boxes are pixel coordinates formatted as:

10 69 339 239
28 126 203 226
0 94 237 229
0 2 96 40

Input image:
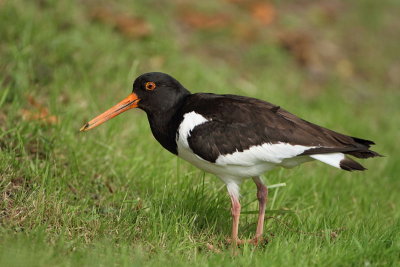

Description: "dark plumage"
81 72 381 245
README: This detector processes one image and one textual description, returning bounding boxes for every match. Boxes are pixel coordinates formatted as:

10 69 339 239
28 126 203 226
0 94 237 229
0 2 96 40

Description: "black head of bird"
80 72 190 132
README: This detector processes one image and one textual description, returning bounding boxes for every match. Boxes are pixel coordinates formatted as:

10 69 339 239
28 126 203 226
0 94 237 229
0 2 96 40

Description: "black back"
175 93 380 162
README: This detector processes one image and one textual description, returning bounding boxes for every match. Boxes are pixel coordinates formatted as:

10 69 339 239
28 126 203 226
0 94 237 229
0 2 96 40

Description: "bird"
80 72 380 245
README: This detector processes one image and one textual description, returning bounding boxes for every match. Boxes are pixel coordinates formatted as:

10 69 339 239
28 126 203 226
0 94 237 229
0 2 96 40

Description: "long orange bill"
80 92 140 132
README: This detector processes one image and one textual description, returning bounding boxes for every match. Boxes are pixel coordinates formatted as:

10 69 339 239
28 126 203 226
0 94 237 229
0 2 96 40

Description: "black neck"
145 95 189 154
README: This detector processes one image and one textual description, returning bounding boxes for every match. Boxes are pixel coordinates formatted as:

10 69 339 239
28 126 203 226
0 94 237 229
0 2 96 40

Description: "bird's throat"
146 108 183 155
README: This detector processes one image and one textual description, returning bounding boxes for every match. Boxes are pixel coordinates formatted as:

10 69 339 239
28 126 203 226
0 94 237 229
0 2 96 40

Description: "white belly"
177 144 277 179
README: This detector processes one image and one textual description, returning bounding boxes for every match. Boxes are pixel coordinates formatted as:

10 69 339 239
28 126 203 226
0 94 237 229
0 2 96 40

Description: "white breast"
176 112 220 174
176 111 209 149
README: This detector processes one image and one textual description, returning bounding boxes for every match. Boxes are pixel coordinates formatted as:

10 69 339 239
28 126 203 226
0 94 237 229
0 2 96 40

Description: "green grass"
1 0 400 266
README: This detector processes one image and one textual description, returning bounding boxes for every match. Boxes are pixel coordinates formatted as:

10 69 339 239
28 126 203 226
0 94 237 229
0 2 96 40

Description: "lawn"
1 0 399 266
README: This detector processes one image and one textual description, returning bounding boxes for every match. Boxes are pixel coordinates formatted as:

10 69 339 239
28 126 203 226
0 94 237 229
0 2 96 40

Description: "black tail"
340 158 366 171
345 136 382 159
351 137 375 147
339 136 382 171
346 150 381 158
302 136 381 171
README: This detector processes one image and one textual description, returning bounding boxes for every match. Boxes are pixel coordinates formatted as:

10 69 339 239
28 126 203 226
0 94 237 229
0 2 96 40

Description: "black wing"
179 93 380 163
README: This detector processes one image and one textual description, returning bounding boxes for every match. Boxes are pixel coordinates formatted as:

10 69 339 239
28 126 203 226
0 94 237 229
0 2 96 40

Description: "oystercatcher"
80 72 380 244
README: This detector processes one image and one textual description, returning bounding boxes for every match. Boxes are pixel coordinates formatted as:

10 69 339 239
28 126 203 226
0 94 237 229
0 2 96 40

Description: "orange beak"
80 92 140 132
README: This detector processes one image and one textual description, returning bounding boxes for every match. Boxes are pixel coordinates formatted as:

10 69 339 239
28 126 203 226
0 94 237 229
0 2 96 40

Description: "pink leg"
226 183 241 245
229 193 241 245
252 177 268 243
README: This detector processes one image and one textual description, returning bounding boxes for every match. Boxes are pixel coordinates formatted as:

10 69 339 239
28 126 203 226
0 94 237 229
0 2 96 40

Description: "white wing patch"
216 142 317 166
310 153 345 169
176 111 209 148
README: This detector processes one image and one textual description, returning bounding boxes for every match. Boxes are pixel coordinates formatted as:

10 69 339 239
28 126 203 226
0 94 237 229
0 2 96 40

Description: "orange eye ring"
145 81 156 91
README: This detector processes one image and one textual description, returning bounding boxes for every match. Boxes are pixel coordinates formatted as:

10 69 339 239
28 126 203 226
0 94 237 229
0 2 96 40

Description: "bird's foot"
225 238 246 246
226 236 268 246
249 236 268 246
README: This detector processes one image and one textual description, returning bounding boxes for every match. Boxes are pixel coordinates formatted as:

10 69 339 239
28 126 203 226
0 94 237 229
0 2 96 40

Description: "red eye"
145 81 156 91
